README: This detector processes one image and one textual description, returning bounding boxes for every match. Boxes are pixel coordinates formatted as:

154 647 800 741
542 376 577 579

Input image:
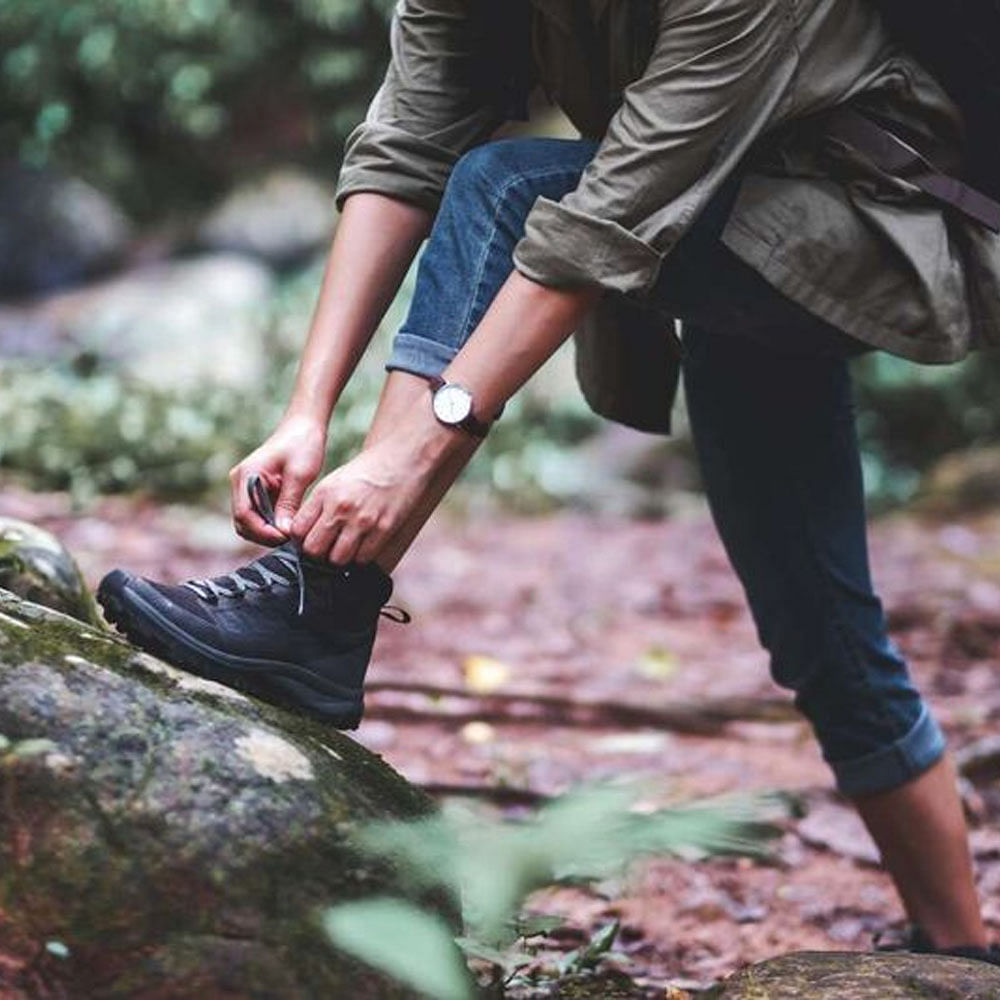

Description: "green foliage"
0 260 602 507
854 352 1000 507
0 358 600 508
325 785 784 998
324 900 473 1000
0 0 393 215
554 920 620 978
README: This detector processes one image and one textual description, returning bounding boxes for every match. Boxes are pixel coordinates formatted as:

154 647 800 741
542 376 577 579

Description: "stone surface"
707 951 1000 999
572 424 701 517
196 168 335 268
0 588 437 997
65 253 276 391
0 163 131 298
0 251 278 390
0 518 101 626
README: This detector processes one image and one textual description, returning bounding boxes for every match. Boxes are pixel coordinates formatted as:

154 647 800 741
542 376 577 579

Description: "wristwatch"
427 375 493 438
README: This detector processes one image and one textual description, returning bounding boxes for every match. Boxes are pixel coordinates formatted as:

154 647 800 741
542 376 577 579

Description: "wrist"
406 397 474 465
280 404 330 433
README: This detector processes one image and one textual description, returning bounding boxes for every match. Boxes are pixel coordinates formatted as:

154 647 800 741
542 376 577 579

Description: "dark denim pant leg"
657 232 947 797
387 137 600 377
387 135 946 798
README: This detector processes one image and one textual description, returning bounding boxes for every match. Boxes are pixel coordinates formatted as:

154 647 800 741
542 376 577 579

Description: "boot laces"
182 549 301 605
183 475 308 613
182 474 410 624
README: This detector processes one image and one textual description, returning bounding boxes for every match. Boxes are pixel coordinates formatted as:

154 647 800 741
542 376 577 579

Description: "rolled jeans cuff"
385 331 459 379
831 703 947 799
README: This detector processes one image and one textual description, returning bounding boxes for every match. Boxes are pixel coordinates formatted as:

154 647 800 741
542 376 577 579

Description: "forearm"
287 269 602 565
285 192 433 424
392 270 601 473
443 270 602 423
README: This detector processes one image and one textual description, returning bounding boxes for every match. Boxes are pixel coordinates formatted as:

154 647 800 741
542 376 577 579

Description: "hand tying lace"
183 476 308 612
182 474 410 623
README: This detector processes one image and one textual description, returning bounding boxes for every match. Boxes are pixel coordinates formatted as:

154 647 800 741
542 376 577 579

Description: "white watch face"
433 383 473 425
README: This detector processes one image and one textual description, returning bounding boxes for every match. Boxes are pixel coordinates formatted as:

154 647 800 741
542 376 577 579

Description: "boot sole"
97 570 364 730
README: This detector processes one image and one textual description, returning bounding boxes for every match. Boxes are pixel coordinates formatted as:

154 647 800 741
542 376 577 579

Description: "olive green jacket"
334 0 1000 434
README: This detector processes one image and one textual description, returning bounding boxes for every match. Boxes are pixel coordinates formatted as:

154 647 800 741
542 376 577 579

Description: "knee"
762 619 926 763
447 138 543 202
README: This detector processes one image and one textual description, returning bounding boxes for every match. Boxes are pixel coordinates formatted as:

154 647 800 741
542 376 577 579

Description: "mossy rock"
0 518 101 626
0 588 441 997
708 951 1000 999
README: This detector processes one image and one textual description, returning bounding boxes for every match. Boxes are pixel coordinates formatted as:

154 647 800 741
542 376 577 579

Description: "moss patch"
0 588 435 997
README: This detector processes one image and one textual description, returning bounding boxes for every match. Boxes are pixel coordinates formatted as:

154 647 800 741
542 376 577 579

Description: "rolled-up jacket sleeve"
513 0 798 294
334 0 504 214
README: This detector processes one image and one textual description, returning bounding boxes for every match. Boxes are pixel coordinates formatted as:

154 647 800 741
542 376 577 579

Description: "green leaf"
454 936 510 967
35 101 72 143
346 785 779 958
581 920 619 965
355 812 463 901
514 913 565 938
557 921 619 977
635 646 679 681
10 738 57 759
324 898 472 1000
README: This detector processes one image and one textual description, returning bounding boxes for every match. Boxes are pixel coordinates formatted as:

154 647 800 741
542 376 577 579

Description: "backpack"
841 0 1000 230
878 0 1000 195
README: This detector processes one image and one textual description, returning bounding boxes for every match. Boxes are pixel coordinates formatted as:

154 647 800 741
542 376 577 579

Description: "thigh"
450 137 602 332
651 177 870 361
387 137 600 377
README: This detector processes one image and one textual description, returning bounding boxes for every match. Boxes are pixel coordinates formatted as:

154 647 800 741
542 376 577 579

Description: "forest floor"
4 482 1000 994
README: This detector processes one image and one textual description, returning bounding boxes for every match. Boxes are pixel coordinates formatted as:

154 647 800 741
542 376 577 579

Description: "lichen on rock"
0 586 437 997
707 950 1000 999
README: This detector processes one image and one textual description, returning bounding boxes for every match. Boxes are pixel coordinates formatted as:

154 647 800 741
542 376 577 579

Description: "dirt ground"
3 483 1000 993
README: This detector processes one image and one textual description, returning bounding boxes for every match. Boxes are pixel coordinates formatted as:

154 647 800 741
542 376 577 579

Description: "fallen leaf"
461 721 496 745
593 732 668 755
635 646 679 682
463 655 511 694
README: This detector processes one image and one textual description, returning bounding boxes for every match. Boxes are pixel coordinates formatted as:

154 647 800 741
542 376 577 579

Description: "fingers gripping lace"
182 475 307 613
182 474 410 624
247 474 307 614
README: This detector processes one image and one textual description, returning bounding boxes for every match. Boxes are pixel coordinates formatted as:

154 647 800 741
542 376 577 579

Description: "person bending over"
100 0 1000 962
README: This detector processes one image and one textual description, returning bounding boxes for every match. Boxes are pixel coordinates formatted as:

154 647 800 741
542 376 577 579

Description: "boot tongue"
207 544 299 591
236 551 298 588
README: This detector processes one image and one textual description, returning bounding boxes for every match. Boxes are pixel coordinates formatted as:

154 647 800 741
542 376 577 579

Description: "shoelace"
182 474 411 624
182 475 307 613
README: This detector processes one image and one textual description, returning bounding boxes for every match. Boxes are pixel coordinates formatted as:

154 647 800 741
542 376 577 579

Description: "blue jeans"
387 137 946 798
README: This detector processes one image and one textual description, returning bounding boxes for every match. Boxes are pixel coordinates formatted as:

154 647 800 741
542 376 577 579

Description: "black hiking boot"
97 475 408 728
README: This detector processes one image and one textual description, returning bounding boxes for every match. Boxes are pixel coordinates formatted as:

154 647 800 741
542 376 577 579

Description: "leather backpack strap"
826 107 1000 233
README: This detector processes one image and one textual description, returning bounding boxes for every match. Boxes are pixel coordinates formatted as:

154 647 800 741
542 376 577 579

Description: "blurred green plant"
0 258 600 507
0 363 599 509
0 733 58 764
0 0 393 215
853 352 1000 508
324 785 784 998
